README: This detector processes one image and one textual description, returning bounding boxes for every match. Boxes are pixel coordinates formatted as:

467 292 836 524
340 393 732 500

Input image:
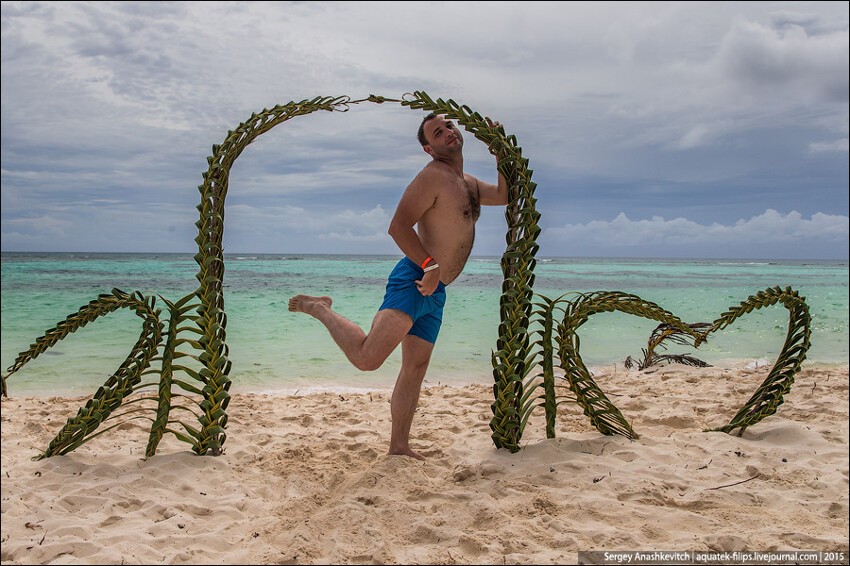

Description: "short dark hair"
417 113 437 146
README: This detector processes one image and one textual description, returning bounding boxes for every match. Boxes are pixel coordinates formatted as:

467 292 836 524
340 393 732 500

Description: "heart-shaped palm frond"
706 286 811 435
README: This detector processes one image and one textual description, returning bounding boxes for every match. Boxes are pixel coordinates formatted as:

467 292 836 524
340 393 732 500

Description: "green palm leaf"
3 92 813 459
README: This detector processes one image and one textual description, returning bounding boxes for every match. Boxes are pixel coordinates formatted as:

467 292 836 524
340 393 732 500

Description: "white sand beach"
1 365 848 564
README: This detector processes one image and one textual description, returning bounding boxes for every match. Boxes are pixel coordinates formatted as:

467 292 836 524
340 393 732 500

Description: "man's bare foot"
387 447 425 461
288 295 333 317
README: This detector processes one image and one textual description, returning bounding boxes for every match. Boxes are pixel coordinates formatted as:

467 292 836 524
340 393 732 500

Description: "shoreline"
3 360 847 399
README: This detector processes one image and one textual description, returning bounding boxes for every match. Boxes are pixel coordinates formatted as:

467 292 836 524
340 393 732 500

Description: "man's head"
417 113 463 158
417 113 437 147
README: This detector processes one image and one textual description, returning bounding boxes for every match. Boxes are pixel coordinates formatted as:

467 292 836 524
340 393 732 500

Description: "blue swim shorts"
379 257 447 344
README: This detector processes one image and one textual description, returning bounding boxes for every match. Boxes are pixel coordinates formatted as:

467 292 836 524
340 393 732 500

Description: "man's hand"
415 267 441 296
484 117 503 156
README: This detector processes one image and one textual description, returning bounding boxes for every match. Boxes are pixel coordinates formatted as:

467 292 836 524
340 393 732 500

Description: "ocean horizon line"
1 250 847 265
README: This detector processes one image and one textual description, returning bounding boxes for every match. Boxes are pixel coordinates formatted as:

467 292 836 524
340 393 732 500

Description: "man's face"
423 115 463 156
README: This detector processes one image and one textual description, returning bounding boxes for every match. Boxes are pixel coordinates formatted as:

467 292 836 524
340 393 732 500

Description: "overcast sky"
2 1 848 259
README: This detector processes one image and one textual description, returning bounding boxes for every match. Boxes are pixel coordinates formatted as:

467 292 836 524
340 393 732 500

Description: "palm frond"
627 322 712 370
4 93 812 460
706 286 811 435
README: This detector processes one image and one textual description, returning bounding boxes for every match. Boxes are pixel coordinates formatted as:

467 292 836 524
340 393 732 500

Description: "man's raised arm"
478 118 509 206
477 171 509 206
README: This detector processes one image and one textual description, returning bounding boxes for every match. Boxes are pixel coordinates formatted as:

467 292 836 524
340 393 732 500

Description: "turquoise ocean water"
1 252 847 396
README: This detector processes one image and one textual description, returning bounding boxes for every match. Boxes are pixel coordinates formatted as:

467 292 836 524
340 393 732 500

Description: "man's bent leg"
289 295 412 371
388 334 435 460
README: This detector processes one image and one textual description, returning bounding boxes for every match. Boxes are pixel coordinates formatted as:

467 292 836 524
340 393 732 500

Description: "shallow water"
2 252 847 395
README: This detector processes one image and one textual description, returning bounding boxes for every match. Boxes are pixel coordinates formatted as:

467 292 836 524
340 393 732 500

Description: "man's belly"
425 236 474 285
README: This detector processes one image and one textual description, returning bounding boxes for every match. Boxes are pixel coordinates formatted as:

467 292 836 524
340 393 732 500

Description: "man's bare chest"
433 178 480 222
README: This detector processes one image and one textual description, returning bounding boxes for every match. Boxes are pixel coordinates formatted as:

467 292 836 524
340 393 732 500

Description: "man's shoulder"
408 163 446 188
419 161 447 177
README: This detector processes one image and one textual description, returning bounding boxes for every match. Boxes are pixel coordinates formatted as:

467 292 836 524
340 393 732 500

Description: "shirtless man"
289 113 508 460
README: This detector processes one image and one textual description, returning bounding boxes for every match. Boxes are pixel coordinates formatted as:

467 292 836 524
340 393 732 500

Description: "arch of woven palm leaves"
1 92 811 458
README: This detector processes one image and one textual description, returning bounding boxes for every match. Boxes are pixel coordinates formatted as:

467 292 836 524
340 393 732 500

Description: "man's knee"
351 352 387 372
405 357 430 376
